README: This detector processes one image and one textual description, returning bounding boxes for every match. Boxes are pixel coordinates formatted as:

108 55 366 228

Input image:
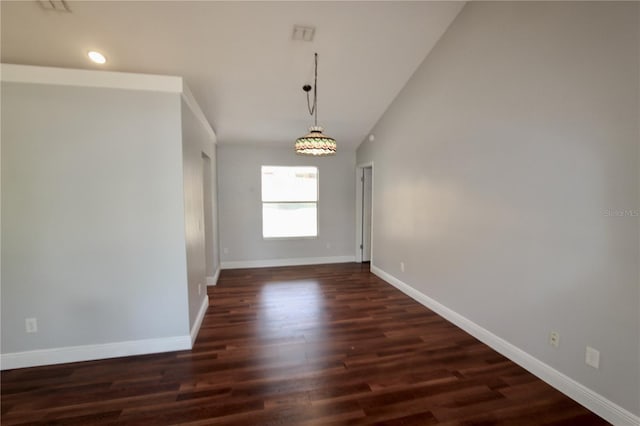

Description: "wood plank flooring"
1 263 608 425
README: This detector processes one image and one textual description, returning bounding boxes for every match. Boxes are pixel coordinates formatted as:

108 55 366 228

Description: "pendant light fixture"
295 53 337 156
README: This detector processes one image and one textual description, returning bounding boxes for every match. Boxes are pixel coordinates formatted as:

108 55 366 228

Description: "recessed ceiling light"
87 51 106 64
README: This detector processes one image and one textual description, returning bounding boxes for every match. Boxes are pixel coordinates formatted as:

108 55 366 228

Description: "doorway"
355 163 373 263
202 153 215 280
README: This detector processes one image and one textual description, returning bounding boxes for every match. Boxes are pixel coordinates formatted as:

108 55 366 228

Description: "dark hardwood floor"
1 263 608 425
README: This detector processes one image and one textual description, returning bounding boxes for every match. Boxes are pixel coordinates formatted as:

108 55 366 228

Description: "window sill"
263 236 318 241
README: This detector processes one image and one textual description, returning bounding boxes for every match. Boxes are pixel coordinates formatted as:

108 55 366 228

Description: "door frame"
355 161 374 263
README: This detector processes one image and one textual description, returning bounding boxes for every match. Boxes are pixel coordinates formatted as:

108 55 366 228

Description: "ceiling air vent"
37 0 71 12
292 25 315 42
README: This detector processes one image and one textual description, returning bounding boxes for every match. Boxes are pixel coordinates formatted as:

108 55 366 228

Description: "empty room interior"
1 1 639 425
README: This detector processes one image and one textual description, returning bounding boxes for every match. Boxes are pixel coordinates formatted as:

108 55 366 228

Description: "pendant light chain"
295 52 336 156
306 53 318 124
314 53 318 127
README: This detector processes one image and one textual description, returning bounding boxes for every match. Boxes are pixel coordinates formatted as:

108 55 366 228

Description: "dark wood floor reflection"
1 263 607 425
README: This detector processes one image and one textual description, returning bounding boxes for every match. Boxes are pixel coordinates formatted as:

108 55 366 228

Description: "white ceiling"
1 1 464 150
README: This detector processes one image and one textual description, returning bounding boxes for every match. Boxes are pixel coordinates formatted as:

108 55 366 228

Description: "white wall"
218 144 355 266
357 1 639 420
1 82 190 354
1 65 219 368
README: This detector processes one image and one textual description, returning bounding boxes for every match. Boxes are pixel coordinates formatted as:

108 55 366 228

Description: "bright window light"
261 166 318 238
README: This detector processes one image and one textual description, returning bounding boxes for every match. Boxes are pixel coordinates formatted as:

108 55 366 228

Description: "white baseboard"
0 334 191 371
206 267 220 286
221 255 355 270
190 294 209 346
370 265 639 426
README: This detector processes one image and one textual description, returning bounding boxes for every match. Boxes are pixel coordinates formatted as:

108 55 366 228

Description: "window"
261 166 318 238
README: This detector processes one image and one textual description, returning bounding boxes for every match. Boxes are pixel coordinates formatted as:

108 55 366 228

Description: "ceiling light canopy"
87 50 106 64
295 53 336 156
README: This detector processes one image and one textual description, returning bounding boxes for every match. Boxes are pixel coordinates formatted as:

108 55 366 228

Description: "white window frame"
261 165 319 240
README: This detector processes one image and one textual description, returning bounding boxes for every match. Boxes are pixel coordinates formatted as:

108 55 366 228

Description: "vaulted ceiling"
1 1 464 150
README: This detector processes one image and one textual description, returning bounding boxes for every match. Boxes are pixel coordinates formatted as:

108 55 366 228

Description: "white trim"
206 267 221 286
355 162 374 263
355 167 363 263
0 335 191 371
181 82 217 144
356 161 374 168
0 63 183 93
190 295 209 346
370 264 640 426
221 256 355 270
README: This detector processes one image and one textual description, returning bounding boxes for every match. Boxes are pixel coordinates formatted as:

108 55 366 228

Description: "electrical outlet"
586 346 600 369
198 284 202 296
25 318 38 333
223 247 229 254
549 331 560 348
326 242 331 249
400 262 405 272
